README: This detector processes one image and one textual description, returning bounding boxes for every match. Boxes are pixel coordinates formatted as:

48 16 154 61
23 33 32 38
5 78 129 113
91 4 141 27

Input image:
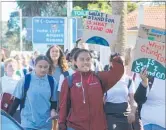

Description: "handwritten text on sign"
86 12 115 34
82 12 120 46
132 38 165 80
138 24 166 43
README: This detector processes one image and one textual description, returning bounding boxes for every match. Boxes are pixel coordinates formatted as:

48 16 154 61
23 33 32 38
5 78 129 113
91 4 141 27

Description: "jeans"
144 124 165 130
67 127 75 130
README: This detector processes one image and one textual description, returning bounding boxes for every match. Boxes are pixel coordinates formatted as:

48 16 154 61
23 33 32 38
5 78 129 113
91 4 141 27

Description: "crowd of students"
0 41 165 130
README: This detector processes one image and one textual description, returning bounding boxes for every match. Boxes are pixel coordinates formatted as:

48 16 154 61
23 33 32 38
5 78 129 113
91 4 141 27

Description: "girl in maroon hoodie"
59 49 124 130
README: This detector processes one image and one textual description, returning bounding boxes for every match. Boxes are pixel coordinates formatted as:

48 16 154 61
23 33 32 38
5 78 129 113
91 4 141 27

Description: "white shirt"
0 75 20 95
105 74 135 103
57 69 75 92
140 78 165 128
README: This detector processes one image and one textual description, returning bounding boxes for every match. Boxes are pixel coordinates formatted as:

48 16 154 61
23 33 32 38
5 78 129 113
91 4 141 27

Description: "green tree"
17 1 48 16
88 1 112 14
17 1 66 17
127 2 137 13
41 1 67 17
5 11 20 51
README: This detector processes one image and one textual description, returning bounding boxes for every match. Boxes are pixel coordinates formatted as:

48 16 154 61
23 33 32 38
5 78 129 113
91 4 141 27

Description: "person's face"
75 52 92 72
5 62 17 76
35 60 49 77
50 46 60 62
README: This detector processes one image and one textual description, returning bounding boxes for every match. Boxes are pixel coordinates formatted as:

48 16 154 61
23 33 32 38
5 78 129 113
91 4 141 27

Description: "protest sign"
82 11 120 46
132 37 165 80
138 24 166 43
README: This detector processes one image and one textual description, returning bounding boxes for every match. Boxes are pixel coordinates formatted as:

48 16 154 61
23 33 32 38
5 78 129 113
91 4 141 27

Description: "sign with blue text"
32 17 65 45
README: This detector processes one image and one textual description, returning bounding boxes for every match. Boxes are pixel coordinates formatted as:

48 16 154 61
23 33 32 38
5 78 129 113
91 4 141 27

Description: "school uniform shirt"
0 75 20 95
57 68 75 92
140 78 165 128
52 66 62 83
105 74 135 103
13 72 58 129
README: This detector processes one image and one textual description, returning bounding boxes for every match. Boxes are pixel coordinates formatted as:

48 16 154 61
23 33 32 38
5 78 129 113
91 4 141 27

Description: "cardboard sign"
138 24 166 43
132 37 165 80
82 11 120 46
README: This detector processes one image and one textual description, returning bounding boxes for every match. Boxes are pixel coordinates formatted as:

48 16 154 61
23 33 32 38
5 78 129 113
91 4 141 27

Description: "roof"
127 5 166 30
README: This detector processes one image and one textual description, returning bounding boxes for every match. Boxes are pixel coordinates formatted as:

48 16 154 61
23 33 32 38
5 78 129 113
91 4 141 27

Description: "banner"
82 11 120 46
132 25 166 80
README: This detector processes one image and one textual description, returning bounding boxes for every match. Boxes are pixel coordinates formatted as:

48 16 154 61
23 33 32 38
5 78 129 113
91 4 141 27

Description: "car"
1 110 23 130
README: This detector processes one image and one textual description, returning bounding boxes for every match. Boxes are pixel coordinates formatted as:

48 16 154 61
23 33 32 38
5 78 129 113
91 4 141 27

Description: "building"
127 5 165 48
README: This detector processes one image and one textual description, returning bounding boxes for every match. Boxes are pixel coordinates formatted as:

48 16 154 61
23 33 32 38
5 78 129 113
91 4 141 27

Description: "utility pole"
19 9 23 52
66 0 73 51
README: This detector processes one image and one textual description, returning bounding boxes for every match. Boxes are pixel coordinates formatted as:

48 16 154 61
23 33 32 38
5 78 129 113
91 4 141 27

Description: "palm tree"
111 0 127 56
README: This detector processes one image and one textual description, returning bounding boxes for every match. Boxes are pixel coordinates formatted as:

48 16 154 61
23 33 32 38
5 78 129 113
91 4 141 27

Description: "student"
104 55 113 71
104 55 137 130
14 54 24 78
0 58 21 122
57 48 80 92
58 49 124 130
8 55 58 130
46 45 69 83
29 51 40 69
0 58 20 95
46 45 69 130
134 69 165 130
21 54 32 76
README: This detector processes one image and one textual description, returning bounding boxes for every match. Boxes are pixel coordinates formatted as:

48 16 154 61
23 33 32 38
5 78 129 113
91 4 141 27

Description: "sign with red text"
82 11 120 46
132 37 165 80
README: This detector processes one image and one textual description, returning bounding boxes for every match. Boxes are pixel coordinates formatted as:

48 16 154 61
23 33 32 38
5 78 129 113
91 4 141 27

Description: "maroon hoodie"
59 57 124 130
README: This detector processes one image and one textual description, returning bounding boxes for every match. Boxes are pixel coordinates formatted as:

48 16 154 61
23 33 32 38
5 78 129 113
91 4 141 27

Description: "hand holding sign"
140 68 149 87
131 25 166 80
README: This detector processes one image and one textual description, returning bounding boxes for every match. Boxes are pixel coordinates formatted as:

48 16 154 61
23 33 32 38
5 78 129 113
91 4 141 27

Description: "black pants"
106 114 131 130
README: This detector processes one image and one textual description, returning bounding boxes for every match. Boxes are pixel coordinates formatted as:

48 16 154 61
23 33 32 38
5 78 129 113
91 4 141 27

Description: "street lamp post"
19 9 23 52
66 0 73 51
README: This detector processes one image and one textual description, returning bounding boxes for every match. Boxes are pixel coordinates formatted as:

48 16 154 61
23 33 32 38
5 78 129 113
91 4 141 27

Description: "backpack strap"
23 69 27 76
20 74 31 110
128 78 132 89
63 71 69 78
47 75 54 100
67 75 73 88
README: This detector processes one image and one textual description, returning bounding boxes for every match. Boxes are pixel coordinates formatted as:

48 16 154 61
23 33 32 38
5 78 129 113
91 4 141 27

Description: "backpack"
20 74 54 110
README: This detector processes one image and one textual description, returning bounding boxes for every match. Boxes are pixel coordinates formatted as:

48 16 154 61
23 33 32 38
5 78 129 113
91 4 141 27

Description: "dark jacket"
134 76 154 118
58 57 124 130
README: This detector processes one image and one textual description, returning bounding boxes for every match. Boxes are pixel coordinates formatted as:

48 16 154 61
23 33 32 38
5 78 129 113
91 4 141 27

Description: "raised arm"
98 55 124 92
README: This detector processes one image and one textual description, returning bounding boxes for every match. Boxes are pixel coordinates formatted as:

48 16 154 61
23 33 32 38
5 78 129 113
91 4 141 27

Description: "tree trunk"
111 0 127 56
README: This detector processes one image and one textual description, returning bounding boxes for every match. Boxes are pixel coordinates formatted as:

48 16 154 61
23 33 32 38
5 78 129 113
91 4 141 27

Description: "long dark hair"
46 45 68 74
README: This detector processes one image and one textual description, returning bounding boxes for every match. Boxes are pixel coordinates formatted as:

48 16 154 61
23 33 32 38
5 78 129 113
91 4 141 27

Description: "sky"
2 1 17 21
